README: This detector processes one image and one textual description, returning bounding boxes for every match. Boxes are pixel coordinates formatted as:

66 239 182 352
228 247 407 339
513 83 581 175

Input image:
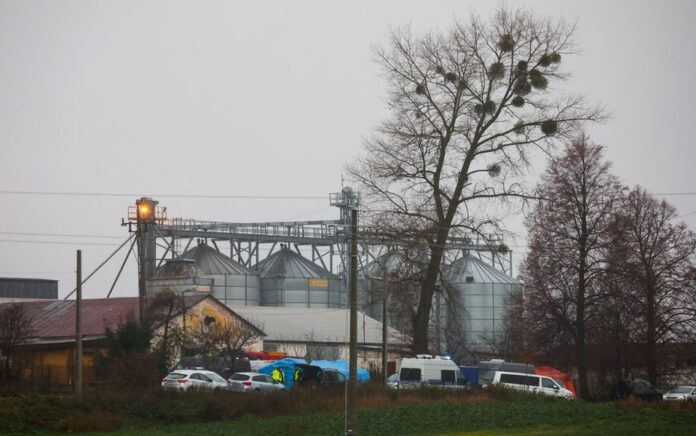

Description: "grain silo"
358 251 409 322
445 254 519 350
146 259 214 295
255 245 342 308
150 243 260 306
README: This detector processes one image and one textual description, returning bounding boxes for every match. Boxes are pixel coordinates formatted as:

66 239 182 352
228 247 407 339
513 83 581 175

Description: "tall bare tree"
609 188 696 384
348 7 603 354
523 136 622 399
0 303 33 380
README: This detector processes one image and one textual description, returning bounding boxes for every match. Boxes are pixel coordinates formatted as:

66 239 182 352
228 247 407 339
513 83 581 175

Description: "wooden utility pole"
347 208 358 435
381 260 388 382
75 250 83 397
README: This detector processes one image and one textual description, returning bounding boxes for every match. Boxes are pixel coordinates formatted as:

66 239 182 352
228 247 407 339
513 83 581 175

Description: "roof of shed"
14 294 210 342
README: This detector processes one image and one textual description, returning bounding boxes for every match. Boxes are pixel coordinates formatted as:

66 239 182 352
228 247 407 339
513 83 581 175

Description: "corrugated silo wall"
209 274 260 307
0 279 58 299
260 278 282 306
454 281 516 346
358 277 383 322
259 277 342 308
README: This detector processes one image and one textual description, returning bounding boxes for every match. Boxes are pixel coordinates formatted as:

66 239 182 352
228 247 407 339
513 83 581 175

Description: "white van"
398 355 467 388
490 371 574 399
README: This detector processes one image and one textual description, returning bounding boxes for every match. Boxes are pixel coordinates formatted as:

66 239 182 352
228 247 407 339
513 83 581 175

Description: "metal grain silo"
358 251 407 322
150 243 259 306
255 246 342 308
147 259 214 295
445 254 519 349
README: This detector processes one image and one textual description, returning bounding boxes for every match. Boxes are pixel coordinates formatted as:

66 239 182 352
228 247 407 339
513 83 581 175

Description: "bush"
529 69 548 89
539 53 552 67
514 122 526 135
511 96 525 107
488 62 505 80
514 78 531 96
540 119 558 135
498 34 514 52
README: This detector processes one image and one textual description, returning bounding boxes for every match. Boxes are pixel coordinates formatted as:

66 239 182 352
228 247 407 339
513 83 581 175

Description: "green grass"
88 400 696 436
3 387 695 435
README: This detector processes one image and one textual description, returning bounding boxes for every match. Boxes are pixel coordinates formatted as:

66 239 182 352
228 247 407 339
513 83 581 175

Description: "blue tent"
257 358 307 388
310 360 371 383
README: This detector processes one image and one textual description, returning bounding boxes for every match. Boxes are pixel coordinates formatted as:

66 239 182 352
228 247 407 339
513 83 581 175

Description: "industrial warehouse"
0 188 519 388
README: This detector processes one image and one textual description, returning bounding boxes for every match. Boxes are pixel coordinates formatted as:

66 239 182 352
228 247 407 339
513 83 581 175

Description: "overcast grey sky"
1 0 694 298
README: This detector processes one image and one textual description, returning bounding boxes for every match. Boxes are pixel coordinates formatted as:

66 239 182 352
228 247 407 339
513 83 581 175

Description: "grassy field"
100 400 696 436
2 386 695 435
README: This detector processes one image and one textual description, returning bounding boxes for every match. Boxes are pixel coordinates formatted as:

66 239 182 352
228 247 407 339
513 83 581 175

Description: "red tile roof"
16 294 208 342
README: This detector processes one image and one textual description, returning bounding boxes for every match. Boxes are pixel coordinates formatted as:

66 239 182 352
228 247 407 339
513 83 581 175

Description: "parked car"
228 372 285 393
478 359 535 387
176 354 251 379
161 369 228 391
663 385 696 401
386 373 399 389
489 371 574 399
612 379 663 401
319 368 347 386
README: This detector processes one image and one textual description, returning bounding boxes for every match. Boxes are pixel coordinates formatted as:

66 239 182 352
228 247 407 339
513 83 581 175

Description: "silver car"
386 373 400 389
161 369 228 391
228 372 285 393
663 385 696 401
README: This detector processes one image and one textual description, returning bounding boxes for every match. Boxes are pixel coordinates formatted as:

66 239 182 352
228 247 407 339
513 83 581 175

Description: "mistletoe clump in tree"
349 7 604 354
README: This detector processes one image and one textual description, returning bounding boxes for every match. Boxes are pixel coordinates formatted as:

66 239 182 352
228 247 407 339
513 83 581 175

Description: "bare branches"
0 303 33 380
349 7 603 354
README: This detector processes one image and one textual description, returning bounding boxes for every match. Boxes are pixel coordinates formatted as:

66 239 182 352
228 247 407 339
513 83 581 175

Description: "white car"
161 369 228 391
663 385 696 401
490 371 574 399
228 372 285 393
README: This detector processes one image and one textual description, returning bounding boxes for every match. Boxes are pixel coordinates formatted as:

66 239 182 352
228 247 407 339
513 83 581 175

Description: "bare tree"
190 316 264 370
591 263 640 384
146 289 188 370
0 303 33 380
523 136 622 399
608 187 696 385
348 7 603 354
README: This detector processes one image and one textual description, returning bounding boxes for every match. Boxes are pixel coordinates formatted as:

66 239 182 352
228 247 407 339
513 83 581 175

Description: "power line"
0 239 121 247
653 192 696 196
0 271 74 275
0 190 326 200
0 231 124 239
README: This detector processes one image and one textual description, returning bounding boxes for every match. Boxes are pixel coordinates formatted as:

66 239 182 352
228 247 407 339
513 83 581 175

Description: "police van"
398 355 467 388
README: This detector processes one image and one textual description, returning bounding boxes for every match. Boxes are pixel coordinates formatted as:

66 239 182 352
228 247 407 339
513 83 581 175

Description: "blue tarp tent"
310 360 371 383
257 358 307 388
